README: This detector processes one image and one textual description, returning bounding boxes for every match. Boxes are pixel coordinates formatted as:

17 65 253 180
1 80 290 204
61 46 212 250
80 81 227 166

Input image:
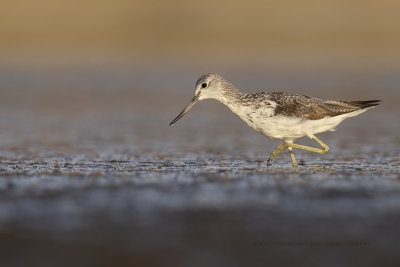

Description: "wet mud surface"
0 118 399 267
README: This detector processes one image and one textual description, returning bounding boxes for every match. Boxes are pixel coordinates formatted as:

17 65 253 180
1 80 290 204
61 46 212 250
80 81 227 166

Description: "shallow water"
0 68 400 266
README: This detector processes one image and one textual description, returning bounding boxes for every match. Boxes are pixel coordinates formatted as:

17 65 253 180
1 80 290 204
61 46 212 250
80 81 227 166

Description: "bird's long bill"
169 95 200 126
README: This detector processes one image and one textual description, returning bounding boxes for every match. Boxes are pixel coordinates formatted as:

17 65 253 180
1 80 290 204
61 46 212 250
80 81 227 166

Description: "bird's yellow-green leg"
288 147 298 167
287 136 330 155
267 136 329 167
267 143 289 163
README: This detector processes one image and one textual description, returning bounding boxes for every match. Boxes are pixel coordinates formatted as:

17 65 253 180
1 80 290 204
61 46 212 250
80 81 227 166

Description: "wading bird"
170 73 379 167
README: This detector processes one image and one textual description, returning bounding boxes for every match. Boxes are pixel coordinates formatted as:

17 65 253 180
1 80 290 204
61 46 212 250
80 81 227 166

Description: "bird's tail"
342 100 381 109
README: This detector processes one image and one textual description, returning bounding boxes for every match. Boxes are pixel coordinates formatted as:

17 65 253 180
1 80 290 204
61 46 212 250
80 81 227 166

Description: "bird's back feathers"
265 92 380 120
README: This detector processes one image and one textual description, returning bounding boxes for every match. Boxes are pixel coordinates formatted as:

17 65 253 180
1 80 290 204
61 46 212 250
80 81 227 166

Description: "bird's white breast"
231 106 368 141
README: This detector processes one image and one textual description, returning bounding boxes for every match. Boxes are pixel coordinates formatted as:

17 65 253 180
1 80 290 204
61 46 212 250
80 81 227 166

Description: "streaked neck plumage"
207 81 246 114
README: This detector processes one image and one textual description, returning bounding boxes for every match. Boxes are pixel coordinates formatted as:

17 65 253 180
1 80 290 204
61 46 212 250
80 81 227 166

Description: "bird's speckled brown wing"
267 92 379 120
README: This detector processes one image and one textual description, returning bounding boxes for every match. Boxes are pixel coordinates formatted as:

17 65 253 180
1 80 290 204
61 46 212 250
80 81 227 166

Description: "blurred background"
0 1 400 266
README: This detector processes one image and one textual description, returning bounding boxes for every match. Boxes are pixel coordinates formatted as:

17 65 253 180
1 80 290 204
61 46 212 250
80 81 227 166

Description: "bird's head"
170 73 229 126
194 73 227 100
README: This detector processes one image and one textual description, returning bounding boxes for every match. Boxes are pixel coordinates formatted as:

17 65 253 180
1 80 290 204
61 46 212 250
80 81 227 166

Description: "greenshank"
170 73 380 167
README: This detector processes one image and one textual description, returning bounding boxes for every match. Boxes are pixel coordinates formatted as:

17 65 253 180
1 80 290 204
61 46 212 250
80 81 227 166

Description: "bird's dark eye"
201 83 207 88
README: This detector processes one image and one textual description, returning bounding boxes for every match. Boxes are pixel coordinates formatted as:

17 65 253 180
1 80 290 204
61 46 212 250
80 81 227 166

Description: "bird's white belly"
238 109 367 141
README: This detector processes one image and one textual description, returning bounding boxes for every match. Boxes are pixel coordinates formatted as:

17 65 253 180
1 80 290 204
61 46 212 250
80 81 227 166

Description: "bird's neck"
214 83 246 114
